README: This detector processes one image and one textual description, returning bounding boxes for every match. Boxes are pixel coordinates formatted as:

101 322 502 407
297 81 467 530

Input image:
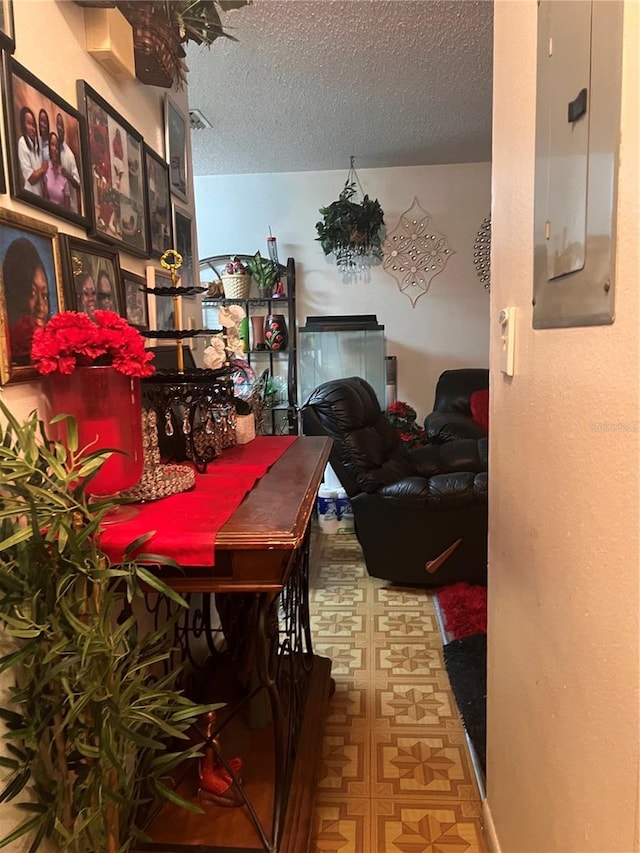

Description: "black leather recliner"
424 368 489 444
302 377 487 587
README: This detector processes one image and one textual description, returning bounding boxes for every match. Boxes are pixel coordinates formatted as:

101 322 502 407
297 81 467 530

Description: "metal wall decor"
474 215 491 291
382 198 455 308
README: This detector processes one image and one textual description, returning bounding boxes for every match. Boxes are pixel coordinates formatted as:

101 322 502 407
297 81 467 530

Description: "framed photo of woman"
76 80 150 258
0 208 63 384
2 56 89 228
144 144 173 258
164 94 188 203
121 269 149 331
59 234 123 320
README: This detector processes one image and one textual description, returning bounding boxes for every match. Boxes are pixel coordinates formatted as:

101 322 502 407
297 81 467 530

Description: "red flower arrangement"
386 400 428 449
31 310 155 378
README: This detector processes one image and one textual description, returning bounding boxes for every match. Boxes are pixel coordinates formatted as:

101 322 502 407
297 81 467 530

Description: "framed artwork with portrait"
121 269 149 331
146 265 174 332
164 94 188 203
144 144 173 258
2 56 89 228
76 80 150 258
173 205 194 297
59 234 123 319
0 0 15 54
0 208 63 384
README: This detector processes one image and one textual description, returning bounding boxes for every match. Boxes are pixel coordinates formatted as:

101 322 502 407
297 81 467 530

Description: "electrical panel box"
532 0 623 328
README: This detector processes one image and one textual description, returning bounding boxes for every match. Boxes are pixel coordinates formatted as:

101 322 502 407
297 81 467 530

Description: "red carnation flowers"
31 310 154 378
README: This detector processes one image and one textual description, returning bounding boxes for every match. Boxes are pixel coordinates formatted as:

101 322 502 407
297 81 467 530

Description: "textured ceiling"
186 0 493 176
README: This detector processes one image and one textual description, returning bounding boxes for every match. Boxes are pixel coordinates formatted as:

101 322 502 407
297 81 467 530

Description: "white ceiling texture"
186 0 494 176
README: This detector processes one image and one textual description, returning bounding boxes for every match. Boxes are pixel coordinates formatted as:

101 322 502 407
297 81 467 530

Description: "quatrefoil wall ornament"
382 198 455 308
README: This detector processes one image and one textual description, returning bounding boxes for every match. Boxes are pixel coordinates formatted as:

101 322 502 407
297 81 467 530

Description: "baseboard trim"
482 799 502 853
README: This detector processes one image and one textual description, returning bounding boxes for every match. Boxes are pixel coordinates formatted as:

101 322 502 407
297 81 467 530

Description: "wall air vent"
189 109 212 131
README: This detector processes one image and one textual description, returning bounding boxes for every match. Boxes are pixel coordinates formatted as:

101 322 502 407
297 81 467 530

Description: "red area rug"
437 582 487 639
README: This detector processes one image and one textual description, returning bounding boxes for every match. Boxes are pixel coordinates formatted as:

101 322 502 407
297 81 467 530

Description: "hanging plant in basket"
315 160 385 273
117 0 251 89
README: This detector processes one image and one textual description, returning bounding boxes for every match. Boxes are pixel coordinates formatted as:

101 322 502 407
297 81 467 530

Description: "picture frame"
164 94 188 203
121 269 149 331
0 131 6 195
173 205 194 297
0 208 64 384
2 56 89 229
146 265 175 332
144 144 173 258
76 80 149 258
59 234 123 319
0 0 15 54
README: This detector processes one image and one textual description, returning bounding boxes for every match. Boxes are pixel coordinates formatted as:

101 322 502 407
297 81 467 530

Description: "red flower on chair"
386 401 428 449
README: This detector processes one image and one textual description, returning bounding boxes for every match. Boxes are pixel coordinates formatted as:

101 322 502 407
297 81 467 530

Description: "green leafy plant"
0 401 217 852
164 0 251 47
245 251 278 293
117 0 251 88
315 181 385 272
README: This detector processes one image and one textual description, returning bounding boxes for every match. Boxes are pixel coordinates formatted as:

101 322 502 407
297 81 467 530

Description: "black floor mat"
443 632 486 774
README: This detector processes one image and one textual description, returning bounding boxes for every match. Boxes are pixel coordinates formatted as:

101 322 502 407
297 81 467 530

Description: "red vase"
45 366 144 497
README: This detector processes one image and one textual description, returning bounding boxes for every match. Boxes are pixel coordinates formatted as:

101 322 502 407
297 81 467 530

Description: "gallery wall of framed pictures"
0 2 200 386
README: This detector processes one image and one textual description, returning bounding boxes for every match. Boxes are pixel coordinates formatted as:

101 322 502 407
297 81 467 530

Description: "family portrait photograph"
3 57 87 228
59 235 122 320
0 208 62 383
77 80 149 258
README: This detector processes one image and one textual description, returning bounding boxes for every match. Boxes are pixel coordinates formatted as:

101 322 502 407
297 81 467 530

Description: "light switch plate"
499 307 515 376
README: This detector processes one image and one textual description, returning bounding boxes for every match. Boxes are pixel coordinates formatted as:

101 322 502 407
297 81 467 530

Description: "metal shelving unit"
199 255 298 435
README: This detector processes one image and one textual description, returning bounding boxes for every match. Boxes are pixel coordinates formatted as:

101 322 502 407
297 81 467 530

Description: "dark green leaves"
0 399 218 852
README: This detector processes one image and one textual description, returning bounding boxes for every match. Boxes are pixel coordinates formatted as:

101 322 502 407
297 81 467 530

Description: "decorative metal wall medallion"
474 215 491 291
382 198 455 307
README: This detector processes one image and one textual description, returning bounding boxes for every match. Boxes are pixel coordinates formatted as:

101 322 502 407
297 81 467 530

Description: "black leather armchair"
424 368 489 444
302 377 487 587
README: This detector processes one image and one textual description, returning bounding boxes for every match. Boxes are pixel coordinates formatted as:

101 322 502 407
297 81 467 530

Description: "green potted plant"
246 251 278 296
117 0 251 88
316 179 385 272
0 401 217 851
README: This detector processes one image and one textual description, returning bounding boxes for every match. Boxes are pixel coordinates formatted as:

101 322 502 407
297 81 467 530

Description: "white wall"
486 2 639 851
195 162 491 417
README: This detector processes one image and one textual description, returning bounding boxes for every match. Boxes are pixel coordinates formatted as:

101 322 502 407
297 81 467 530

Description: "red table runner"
100 436 297 567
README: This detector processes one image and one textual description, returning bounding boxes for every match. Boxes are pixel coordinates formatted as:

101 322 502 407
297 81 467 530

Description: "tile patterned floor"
308 532 486 853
